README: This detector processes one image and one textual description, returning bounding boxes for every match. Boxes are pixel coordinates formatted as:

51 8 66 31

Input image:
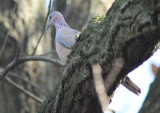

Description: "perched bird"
46 11 140 95
46 11 80 63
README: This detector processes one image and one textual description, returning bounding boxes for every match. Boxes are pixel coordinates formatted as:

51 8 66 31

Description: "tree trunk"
37 0 160 113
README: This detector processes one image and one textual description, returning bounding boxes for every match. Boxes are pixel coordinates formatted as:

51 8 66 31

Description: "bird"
46 11 141 96
46 11 80 63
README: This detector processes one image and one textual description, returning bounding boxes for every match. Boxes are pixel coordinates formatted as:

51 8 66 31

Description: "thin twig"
5 77 43 103
9 71 47 95
0 55 64 83
31 0 52 55
0 3 17 58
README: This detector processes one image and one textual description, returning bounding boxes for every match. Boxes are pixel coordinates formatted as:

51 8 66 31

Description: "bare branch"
0 55 64 83
5 77 44 103
105 58 124 92
7 70 47 95
31 0 52 55
92 64 114 113
0 2 17 58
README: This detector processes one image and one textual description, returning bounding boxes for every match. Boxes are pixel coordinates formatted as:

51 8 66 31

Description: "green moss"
86 27 95 34
90 15 105 24
82 15 106 35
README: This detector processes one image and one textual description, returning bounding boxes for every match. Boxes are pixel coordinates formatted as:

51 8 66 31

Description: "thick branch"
37 0 160 113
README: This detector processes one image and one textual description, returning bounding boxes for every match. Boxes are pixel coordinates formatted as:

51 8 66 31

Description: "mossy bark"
37 0 160 113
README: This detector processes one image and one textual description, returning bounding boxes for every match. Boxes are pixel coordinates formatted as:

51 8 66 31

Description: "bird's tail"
122 76 141 95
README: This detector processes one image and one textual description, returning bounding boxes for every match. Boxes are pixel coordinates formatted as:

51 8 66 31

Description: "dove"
46 11 140 96
46 11 80 63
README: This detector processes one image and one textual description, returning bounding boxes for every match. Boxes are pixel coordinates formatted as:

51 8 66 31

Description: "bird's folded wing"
56 28 80 48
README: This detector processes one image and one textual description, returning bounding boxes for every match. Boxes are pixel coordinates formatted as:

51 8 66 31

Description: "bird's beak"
45 23 51 31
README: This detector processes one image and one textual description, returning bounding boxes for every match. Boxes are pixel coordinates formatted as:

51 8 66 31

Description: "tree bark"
37 0 160 113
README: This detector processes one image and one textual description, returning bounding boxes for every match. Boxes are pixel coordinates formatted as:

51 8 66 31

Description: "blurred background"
0 0 159 113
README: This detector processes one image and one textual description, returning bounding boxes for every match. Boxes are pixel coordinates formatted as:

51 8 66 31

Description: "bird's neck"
55 21 69 29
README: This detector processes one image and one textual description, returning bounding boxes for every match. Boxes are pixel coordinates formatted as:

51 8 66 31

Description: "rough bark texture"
139 67 160 113
37 0 160 113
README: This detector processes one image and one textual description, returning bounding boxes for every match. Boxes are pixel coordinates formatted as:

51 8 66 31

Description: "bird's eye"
49 16 52 20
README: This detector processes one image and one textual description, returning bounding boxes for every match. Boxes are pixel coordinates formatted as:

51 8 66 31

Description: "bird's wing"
56 28 81 48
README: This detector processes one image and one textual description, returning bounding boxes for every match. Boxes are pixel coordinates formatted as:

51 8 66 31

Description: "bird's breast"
55 40 71 63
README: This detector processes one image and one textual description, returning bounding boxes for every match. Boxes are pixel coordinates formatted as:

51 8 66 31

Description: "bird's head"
46 11 64 30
